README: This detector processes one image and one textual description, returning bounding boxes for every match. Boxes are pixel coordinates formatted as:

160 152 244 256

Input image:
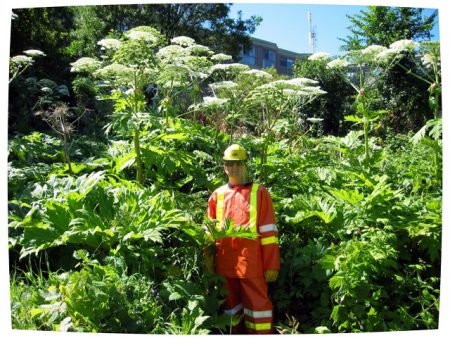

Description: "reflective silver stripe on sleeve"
259 224 278 233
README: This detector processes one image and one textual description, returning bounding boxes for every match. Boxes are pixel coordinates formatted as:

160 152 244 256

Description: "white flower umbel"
308 52 331 61
23 49 46 57
243 69 273 79
421 53 438 70
389 39 419 52
157 45 188 61
97 38 122 50
361 45 387 57
41 86 53 94
301 86 327 95
189 96 229 110
374 49 400 64
203 96 229 106
210 63 250 73
171 36 196 47
93 63 135 80
211 53 233 62
307 117 324 123
287 78 319 86
187 44 212 56
126 30 158 43
281 89 315 99
160 80 184 89
326 58 350 69
261 78 319 90
209 81 238 91
70 57 102 73
11 55 33 64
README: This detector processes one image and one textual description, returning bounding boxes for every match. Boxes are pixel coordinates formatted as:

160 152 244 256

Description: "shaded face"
224 160 246 179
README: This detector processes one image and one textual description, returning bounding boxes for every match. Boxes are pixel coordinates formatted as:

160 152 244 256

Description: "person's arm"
207 191 217 220
257 185 280 282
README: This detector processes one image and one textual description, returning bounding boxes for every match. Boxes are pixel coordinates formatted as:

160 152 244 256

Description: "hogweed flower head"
326 58 349 69
70 57 102 73
307 117 324 123
211 53 233 62
374 48 400 63
308 52 331 61
209 81 238 91
361 45 387 57
189 96 229 110
23 49 46 57
261 78 319 91
171 36 196 47
187 44 212 56
287 78 319 86
11 55 33 64
97 38 122 50
421 53 439 70
126 30 158 43
243 69 273 79
210 63 250 75
93 63 135 80
157 45 187 61
389 39 419 52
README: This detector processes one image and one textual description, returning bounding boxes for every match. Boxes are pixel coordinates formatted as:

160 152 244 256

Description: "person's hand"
264 270 279 283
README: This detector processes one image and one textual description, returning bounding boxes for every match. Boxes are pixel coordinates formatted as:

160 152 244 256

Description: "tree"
340 6 437 51
68 4 261 60
10 7 75 84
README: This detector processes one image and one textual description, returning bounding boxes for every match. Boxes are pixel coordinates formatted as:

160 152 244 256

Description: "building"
239 37 310 76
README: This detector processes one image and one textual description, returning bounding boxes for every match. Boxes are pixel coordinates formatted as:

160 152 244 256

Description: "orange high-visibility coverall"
208 182 280 334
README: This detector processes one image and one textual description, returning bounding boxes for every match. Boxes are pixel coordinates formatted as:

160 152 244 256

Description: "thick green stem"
60 117 73 174
134 127 143 184
63 132 73 174
364 119 370 161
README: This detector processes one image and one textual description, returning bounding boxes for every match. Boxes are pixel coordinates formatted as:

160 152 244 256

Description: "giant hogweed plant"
244 78 326 181
71 28 220 184
9 49 45 83
395 41 441 118
188 63 255 141
309 40 422 163
190 63 326 182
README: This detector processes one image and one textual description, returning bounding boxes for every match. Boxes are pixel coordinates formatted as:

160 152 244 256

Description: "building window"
262 49 276 68
241 46 256 65
280 56 295 69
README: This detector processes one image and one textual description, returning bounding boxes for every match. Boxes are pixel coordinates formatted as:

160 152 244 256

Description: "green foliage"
340 6 438 51
9 14 441 335
293 57 354 136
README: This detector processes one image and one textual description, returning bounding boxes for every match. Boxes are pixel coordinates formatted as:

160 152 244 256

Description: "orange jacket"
207 182 280 278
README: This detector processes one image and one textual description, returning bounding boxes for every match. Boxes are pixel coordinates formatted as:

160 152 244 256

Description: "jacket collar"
227 181 253 189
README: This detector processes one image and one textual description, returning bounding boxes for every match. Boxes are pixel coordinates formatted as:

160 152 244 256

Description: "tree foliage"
340 6 437 51
66 4 261 60
293 57 354 136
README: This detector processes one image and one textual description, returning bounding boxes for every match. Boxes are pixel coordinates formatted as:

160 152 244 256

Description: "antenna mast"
308 11 317 53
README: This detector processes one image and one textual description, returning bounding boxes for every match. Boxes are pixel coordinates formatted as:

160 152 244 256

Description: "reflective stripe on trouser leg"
223 278 244 333
240 277 273 334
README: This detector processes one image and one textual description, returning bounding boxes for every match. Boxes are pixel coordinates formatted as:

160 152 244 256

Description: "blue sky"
229 3 440 56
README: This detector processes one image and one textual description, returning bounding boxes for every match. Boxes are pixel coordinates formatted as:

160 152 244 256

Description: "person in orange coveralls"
207 144 280 334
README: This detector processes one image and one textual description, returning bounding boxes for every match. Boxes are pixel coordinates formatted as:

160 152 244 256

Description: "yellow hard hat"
223 144 247 161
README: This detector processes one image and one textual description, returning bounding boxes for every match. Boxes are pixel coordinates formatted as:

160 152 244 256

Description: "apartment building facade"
239 37 310 76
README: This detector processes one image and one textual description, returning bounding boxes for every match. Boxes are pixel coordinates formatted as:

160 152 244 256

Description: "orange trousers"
223 277 273 334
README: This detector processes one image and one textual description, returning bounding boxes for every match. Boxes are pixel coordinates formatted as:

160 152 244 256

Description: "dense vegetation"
8 5 441 334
